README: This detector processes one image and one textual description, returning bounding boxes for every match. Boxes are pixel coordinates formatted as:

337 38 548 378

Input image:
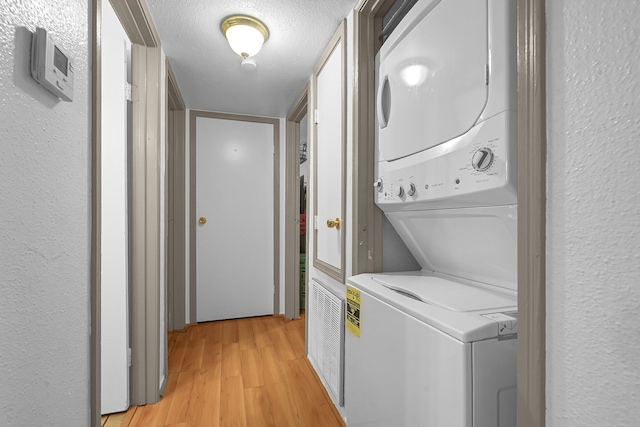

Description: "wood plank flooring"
101 313 344 427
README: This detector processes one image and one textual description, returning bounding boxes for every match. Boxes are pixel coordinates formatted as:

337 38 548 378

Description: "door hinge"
125 82 133 101
314 108 319 124
485 64 489 85
128 347 132 367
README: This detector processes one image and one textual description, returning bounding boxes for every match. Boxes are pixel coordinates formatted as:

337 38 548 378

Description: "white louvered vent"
308 278 345 406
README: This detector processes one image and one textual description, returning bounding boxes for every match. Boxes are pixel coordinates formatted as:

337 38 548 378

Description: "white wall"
382 216 420 272
0 1 90 425
546 1 640 425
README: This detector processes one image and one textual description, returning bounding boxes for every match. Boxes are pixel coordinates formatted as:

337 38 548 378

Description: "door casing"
90 2 101 423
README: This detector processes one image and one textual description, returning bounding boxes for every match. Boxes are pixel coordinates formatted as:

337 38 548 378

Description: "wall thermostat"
31 27 74 102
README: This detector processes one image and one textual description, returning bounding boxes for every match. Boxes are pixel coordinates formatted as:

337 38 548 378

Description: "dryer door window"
377 0 488 161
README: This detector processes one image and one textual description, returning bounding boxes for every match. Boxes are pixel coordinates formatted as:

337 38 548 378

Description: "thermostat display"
53 47 68 76
31 27 74 102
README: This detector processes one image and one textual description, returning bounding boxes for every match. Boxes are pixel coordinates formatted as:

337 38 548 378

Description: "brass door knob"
326 218 341 229
199 216 207 225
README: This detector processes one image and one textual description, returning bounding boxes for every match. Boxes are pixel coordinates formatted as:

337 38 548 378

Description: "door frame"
284 85 310 319
92 0 165 422
515 1 546 425
130 40 163 405
352 1 547 426
188 110 281 322
166 59 187 332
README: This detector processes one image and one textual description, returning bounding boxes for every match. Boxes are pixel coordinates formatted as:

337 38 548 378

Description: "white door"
315 35 344 271
195 116 275 322
101 0 130 414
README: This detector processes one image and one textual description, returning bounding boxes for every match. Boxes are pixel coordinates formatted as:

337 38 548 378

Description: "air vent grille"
308 279 345 406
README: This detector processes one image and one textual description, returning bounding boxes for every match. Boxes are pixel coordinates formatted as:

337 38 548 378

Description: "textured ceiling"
147 0 357 118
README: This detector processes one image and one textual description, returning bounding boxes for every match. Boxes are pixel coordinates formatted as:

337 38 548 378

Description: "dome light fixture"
221 15 269 61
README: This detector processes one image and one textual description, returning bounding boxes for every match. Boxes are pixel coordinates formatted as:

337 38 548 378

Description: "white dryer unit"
345 0 517 426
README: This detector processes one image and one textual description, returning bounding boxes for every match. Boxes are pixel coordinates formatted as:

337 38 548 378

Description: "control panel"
375 111 516 210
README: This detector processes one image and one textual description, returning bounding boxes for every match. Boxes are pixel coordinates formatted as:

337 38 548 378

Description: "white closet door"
101 0 130 414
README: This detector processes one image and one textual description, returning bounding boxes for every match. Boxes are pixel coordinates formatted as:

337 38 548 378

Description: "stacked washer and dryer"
345 0 518 426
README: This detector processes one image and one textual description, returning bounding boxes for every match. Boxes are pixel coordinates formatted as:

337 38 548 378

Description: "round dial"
407 183 416 196
472 148 495 172
397 185 405 198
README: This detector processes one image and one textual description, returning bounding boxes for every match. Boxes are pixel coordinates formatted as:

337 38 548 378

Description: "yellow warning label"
346 286 361 337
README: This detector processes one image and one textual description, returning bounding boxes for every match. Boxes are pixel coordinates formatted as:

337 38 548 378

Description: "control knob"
374 178 383 192
397 185 405 198
472 148 495 172
407 183 416 196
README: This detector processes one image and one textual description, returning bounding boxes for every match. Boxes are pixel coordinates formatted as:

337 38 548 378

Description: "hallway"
103 314 342 427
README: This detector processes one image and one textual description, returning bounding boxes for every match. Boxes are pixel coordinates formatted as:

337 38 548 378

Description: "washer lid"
386 205 517 292
372 275 515 312
347 272 517 342
376 0 488 161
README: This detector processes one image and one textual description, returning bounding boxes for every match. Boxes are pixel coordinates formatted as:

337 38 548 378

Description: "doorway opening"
166 58 187 334
284 85 310 323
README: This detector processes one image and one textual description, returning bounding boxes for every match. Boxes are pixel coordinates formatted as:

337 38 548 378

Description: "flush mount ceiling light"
221 15 269 67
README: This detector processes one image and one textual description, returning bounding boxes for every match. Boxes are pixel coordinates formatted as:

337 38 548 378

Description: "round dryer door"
376 0 489 161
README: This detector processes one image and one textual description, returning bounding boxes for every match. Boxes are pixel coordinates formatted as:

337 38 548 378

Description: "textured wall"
0 1 90 425
546 1 640 425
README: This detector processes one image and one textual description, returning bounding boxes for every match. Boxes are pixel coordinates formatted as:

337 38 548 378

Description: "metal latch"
482 311 517 340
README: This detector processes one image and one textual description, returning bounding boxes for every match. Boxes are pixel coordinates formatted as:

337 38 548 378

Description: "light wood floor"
101 312 344 427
